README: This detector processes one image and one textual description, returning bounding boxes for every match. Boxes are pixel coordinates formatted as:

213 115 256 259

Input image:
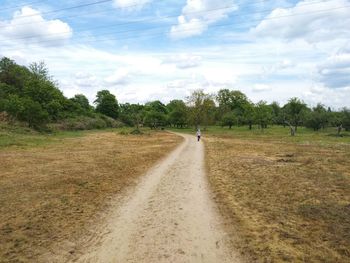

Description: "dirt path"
73 133 241 263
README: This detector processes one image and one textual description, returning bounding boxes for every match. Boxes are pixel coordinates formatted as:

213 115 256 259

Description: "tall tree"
187 89 214 129
216 89 232 115
217 89 249 111
216 89 249 113
329 111 343 136
94 90 119 119
217 89 250 122
242 102 255 130
255 101 272 130
284 98 308 133
29 61 51 81
119 103 144 128
167 100 188 128
341 108 350 131
305 104 329 131
70 94 92 111
145 100 168 114
0 57 30 92
143 101 168 129
221 111 237 129
270 101 282 125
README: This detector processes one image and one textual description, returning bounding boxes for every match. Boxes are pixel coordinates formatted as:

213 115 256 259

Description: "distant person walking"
196 129 201 142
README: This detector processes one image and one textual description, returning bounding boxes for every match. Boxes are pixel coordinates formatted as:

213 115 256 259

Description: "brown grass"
0 131 182 263
205 136 350 262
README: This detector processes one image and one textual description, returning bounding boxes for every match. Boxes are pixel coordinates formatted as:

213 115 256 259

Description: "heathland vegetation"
1 57 349 135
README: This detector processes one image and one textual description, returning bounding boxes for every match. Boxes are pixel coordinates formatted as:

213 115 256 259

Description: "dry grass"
0 131 182 263
205 136 350 262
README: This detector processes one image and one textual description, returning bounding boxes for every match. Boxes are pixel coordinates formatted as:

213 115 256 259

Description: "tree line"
0 57 349 135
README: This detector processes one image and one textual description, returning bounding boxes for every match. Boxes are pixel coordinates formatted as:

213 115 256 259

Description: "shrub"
19 98 49 129
0 112 10 122
130 129 143 135
51 115 122 131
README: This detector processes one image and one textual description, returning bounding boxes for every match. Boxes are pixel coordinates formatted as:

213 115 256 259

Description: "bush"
130 129 143 135
118 129 129 135
51 115 122 131
0 112 10 122
99 114 122 128
0 99 6 112
19 98 49 129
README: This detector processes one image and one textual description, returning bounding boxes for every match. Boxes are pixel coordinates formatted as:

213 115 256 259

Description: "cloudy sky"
0 0 349 108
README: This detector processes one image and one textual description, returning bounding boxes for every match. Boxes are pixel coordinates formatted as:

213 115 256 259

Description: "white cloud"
166 72 237 95
252 84 271 93
170 0 238 39
104 68 130 85
303 84 350 108
113 0 152 10
317 53 350 89
162 54 202 69
250 0 350 95
74 72 98 88
278 59 295 69
75 72 94 79
338 42 350 54
253 0 350 43
0 7 72 47
170 16 207 39
262 59 295 77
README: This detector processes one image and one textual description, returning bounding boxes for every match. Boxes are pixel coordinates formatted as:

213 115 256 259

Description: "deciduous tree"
255 101 272 130
284 98 308 133
94 90 119 119
221 111 237 129
167 100 188 128
187 89 214 129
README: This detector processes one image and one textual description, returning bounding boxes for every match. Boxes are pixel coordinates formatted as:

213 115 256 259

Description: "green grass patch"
169 125 350 146
0 123 118 150
0 123 159 150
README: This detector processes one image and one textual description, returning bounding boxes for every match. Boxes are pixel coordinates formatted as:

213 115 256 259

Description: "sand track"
71 133 240 263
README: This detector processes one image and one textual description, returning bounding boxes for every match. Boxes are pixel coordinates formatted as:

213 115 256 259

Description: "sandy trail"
74 133 240 263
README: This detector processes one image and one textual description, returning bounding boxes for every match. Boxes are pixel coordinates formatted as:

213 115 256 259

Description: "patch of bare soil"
0 131 181 263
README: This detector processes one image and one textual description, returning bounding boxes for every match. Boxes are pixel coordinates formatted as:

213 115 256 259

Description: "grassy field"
170 125 350 145
185 126 350 262
0 123 87 149
0 126 182 263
